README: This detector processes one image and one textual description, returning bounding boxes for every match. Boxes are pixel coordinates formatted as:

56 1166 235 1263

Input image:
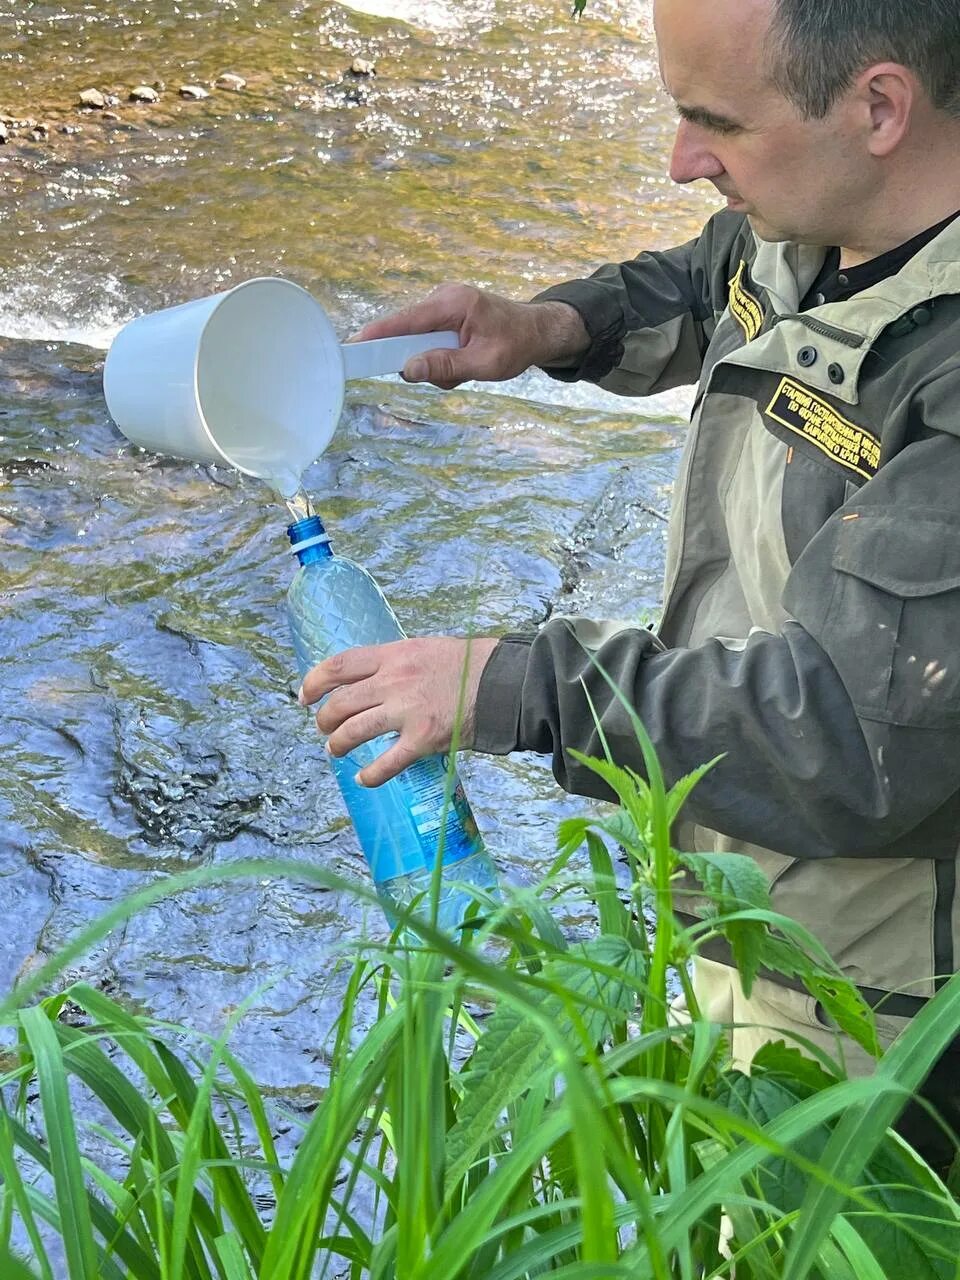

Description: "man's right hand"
348 284 590 390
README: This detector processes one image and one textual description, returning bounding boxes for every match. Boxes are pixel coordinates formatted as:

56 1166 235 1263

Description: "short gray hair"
766 0 960 119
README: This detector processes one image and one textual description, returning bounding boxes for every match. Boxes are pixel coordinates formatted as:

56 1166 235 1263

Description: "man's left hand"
298 636 500 787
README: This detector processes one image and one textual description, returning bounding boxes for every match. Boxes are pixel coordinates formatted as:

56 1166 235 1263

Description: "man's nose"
669 119 726 184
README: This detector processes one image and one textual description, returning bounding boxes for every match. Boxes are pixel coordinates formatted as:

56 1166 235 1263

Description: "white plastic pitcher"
102 277 459 497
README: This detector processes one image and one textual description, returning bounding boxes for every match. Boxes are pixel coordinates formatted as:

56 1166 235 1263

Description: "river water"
0 0 716 1102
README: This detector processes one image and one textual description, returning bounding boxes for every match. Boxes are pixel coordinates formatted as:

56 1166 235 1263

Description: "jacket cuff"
530 280 627 383
472 633 534 754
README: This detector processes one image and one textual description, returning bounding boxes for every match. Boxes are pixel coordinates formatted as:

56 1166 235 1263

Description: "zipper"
769 312 865 347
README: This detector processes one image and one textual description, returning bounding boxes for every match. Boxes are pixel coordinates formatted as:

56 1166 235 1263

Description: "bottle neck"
287 514 333 565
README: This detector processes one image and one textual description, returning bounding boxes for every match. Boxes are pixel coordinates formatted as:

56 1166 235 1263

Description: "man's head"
768 0 960 123
654 0 960 255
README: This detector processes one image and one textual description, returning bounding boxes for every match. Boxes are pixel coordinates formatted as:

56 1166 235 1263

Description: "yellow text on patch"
728 260 764 342
766 376 880 479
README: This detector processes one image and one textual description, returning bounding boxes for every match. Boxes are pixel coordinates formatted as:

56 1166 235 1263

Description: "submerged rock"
179 84 210 101
216 72 246 91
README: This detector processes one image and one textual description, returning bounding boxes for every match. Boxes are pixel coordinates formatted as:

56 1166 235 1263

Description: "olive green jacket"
474 210 960 1014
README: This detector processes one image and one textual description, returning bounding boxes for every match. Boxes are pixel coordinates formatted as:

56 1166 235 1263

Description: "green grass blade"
0 1248 43 1279
0 1101 54 1280
626 1076 908 1275
154 1040 265 1275
261 1003 407 1280
166 1035 233 1280
19 1006 99 1280
214 1233 255 1280
1 1105 156 1280
829 1214 888 1280
782 972 960 1280
219 1045 283 1201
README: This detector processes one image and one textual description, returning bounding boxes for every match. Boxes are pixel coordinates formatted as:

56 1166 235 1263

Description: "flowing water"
0 0 718 1186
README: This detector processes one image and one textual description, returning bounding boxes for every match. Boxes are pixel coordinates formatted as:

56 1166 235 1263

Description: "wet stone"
79 88 105 109
179 84 210 100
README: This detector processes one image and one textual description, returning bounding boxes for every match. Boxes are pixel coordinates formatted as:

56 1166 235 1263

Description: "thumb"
403 346 472 389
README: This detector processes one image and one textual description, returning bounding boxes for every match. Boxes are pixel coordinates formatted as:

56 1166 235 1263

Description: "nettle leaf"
681 852 772 996
725 922 766 999
679 852 771 912
855 1138 960 1280
751 1040 840 1094
713 1071 959 1279
600 806 647 854
556 817 591 861
544 1129 579 1199
755 934 880 1059
805 973 880 1059
567 748 646 814
755 931 812 983
444 936 645 1194
714 1070 829 1215
665 757 725 825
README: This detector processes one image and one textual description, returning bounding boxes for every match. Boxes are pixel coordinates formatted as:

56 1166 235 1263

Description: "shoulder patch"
765 375 880 479
728 260 764 341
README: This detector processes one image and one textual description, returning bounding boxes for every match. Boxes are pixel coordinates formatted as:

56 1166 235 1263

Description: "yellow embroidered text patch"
728 261 764 341
766 376 880 479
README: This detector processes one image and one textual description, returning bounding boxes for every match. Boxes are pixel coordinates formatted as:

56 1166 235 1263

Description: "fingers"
349 286 468 343
350 284 513 388
324 705 390 759
296 636 499 788
401 346 474 389
299 646 383 707
355 735 423 787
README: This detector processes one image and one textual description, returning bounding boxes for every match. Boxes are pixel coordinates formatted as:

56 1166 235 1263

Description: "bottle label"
331 744 483 884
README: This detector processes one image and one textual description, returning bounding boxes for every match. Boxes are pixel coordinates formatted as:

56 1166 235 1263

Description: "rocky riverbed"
0 0 715 1097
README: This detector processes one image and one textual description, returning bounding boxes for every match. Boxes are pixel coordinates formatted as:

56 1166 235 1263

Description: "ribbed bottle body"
287 545 497 932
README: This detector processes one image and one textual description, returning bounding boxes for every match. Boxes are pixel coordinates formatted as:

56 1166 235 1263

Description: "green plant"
0 717 957 1278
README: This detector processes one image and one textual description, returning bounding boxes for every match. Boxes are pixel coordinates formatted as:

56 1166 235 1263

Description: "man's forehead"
654 0 775 104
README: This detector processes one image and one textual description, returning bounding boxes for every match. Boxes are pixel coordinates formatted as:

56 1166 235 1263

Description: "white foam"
335 0 478 31
0 276 129 350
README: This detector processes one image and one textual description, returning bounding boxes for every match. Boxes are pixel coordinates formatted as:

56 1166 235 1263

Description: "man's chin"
745 214 792 243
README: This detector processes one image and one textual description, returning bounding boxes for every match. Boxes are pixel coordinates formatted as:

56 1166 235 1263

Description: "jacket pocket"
827 511 960 725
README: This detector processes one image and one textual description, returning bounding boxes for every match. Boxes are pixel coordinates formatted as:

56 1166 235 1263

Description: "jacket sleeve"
473 422 960 862
530 209 752 395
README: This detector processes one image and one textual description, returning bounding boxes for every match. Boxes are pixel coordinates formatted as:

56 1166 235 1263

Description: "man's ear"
855 61 916 157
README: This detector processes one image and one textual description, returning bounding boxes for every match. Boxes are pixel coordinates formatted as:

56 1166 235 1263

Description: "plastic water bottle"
286 513 499 934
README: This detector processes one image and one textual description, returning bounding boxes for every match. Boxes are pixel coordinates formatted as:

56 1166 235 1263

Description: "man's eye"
677 111 742 136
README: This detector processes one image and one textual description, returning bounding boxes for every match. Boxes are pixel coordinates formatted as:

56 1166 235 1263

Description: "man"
300 0 960 1162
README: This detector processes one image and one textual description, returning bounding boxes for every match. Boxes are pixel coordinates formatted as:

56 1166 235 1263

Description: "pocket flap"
832 512 960 597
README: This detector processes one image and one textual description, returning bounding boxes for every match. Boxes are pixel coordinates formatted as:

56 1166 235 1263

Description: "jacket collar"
718 218 960 405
